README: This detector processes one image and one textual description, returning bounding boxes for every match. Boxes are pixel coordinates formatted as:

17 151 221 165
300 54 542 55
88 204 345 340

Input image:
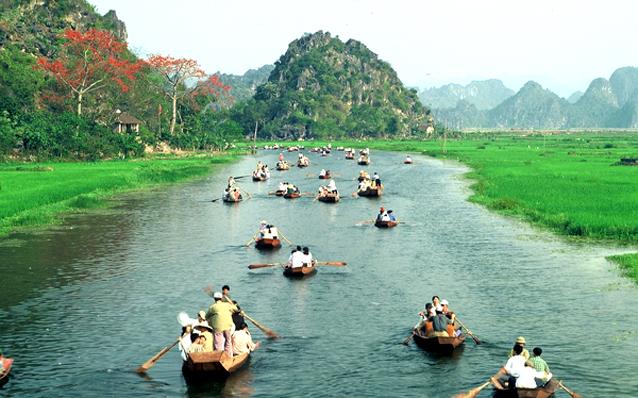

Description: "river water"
1 151 637 397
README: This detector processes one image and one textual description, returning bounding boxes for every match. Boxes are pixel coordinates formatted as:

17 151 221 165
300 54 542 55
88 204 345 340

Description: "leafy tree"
0 46 44 117
37 29 143 115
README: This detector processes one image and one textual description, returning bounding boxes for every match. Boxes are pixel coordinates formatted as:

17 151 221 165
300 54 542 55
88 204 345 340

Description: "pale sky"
91 0 638 97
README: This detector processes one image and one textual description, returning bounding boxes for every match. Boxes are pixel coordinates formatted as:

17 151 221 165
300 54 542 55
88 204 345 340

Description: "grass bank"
0 154 239 237
260 133 638 280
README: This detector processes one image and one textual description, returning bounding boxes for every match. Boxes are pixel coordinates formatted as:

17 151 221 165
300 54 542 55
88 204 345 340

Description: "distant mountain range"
425 67 638 129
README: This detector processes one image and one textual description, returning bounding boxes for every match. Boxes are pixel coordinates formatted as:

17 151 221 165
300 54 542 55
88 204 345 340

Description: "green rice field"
0 155 238 237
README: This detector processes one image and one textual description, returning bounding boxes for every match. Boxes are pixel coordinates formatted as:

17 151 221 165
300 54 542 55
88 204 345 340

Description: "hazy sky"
91 0 638 97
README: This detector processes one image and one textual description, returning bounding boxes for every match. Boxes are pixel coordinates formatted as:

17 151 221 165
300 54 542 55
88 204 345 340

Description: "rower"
319 169 326 177
279 152 284 161
372 172 381 187
431 308 453 337
387 210 396 221
259 220 268 236
376 207 386 221
289 246 304 268
227 176 236 188
509 336 530 360
301 246 314 267
278 181 287 192
492 344 527 389
516 360 551 389
232 322 259 356
405 155 412 163
327 179 337 193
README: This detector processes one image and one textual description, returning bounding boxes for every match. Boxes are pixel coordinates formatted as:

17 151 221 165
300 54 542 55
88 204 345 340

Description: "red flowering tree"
146 55 207 134
37 29 143 116
192 74 233 111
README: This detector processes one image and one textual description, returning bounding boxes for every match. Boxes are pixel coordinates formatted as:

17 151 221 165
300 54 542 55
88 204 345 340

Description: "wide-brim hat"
516 336 526 344
195 323 213 332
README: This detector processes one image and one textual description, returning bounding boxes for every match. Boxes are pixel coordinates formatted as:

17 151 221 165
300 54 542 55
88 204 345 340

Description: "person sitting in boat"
232 301 245 330
529 347 550 373
319 168 327 177
516 360 552 389
387 210 396 222
509 336 530 360
232 322 260 356
431 308 454 337
289 246 305 268
179 325 194 360
259 220 269 236
0 351 6 375
440 299 462 337
415 302 434 333
188 331 206 353
301 246 314 267
206 292 239 358
376 207 386 222
279 152 284 161
286 184 299 195
492 343 527 389
194 324 214 352
278 181 288 193
196 310 209 327
372 172 381 187
288 245 301 263
405 155 412 163
327 179 337 193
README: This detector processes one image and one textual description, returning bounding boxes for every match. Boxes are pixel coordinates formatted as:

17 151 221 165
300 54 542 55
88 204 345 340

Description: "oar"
315 261 347 266
279 232 293 245
245 236 256 247
136 338 180 374
451 380 492 398
241 311 279 339
455 318 481 344
356 219 375 225
233 175 251 179
402 329 416 345
211 197 223 203
248 262 283 269
558 381 582 398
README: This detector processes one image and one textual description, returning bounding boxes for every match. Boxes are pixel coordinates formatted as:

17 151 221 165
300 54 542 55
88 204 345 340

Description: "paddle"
279 232 293 245
454 318 481 344
249 262 284 269
136 338 180 374
451 380 492 398
240 311 279 339
211 197 223 203
315 261 347 266
245 229 261 247
558 381 582 398
233 175 251 179
402 329 415 345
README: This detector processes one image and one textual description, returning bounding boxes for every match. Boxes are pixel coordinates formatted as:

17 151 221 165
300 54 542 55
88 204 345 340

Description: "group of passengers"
179 285 259 360
376 207 396 222
357 171 381 192
223 176 241 201
253 161 270 180
318 178 338 197
277 181 300 195
297 153 310 166
286 245 315 268
258 220 279 240
492 336 553 390
415 295 461 338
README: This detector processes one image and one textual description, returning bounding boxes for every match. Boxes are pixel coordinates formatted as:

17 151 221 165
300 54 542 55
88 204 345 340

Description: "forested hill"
218 65 274 103
233 31 433 139
0 0 127 56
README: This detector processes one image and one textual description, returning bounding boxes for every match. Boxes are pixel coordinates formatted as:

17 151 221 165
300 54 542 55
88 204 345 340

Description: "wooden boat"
0 358 13 384
283 191 301 199
357 185 383 197
413 330 466 354
276 161 290 170
317 192 340 203
255 237 281 249
182 351 250 383
404 159 413 164
222 193 243 203
252 173 269 182
374 220 397 228
297 160 309 168
493 378 559 398
283 266 317 278
358 156 370 165
345 152 354 159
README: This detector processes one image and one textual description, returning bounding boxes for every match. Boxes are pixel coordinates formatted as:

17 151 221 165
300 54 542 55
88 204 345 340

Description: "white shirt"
327 180 337 191
291 251 304 268
381 213 390 222
516 367 548 389
232 329 256 355
320 169 326 176
504 355 526 378
302 252 313 266
267 227 278 238
179 333 192 360
278 182 286 191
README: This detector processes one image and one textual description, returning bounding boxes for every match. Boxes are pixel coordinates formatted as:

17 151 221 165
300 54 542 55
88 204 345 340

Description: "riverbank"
0 154 240 237
258 133 638 281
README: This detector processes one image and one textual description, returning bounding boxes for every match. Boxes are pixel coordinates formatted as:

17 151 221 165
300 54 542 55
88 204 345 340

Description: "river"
1 150 637 397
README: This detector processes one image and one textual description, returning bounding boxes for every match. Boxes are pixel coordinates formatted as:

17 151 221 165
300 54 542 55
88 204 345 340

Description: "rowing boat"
404 159 413 164
274 190 286 196
276 161 290 170
358 157 370 165
345 152 354 159
255 237 281 250
223 193 243 203
252 174 268 182
283 192 301 199
283 266 317 278
413 330 465 354
492 378 559 398
374 220 397 228
0 358 13 385
182 351 250 383
317 192 340 203
318 173 331 179
357 185 383 197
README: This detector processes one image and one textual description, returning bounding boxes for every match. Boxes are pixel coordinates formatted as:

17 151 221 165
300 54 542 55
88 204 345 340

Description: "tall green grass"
607 253 638 281
0 155 238 236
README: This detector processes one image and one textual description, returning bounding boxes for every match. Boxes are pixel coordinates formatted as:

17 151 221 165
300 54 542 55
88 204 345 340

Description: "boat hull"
283 266 317 278
283 192 301 199
255 238 281 250
374 220 397 228
413 332 466 354
0 358 13 384
182 351 250 383
357 186 383 197
318 194 340 203
492 379 559 398
222 194 243 203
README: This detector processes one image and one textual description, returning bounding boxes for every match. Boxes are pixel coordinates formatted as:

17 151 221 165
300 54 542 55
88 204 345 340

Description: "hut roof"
116 112 141 124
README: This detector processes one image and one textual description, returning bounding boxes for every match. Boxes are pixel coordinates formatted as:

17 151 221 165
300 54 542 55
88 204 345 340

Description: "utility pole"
252 121 258 155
